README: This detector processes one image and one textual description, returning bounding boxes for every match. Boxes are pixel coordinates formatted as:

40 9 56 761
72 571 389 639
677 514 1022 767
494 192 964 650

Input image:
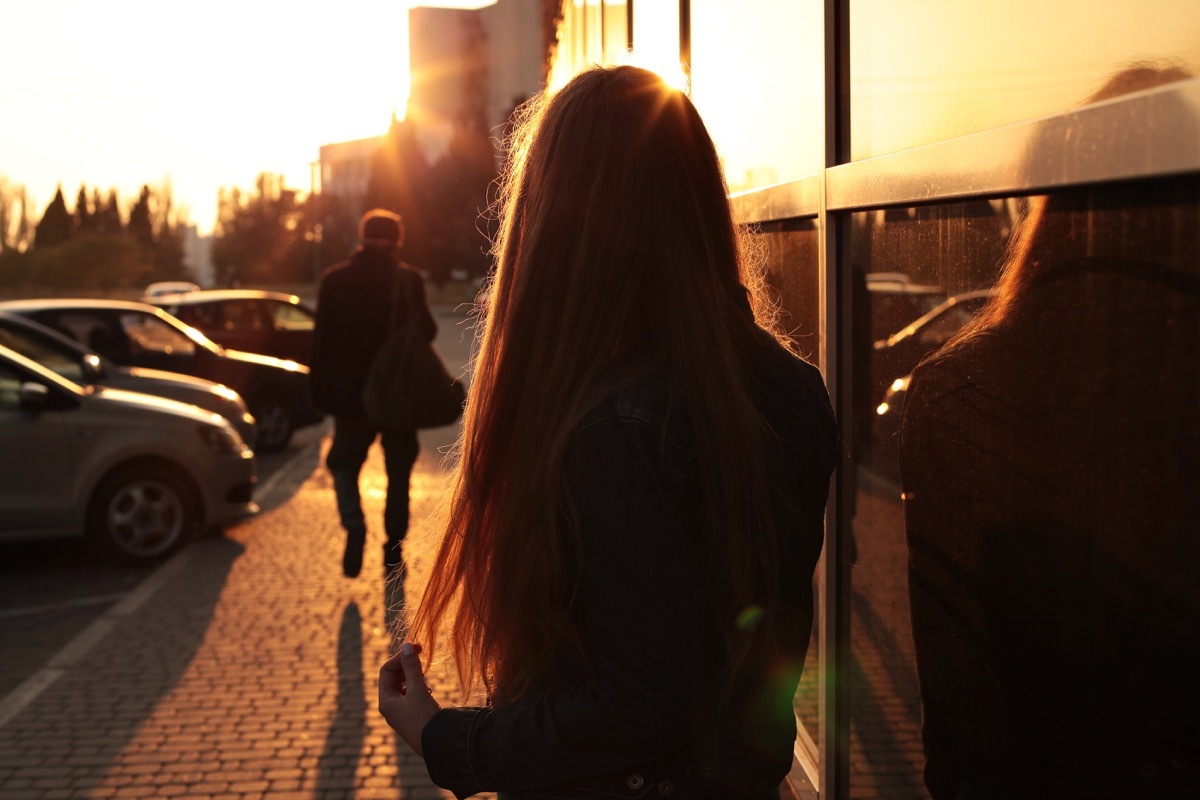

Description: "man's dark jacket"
309 247 437 417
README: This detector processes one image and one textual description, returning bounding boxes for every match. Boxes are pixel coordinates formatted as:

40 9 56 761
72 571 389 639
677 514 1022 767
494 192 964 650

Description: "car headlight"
197 423 244 455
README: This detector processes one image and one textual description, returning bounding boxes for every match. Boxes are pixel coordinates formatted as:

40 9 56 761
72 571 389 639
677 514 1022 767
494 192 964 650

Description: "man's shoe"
343 529 366 578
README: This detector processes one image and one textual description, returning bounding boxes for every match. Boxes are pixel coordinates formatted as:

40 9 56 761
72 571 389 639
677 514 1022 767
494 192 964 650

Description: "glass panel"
582 0 602 63
850 173 1200 798
751 218 822 746
602 0 629 63
630 0 681 84
691 0 824 188
119 313 195 357
850 0 1200 159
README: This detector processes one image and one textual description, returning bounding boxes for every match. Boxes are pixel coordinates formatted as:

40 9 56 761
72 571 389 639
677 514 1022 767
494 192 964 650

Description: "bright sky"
0 0 493 237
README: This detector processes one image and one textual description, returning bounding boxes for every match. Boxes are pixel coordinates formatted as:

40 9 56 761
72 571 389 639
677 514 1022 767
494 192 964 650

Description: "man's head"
359 209 405 251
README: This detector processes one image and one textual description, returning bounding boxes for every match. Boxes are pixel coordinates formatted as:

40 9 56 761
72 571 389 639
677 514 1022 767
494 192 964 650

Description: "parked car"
0 343 257 562
144 281 200 298
0 311 258 446
0 299 322 452
870 289 997 406
149 290 316 365
868 290 997 483
865 272 949 342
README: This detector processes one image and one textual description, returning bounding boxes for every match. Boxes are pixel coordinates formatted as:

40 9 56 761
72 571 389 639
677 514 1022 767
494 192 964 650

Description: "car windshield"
122 310 225 356
0 325 87 383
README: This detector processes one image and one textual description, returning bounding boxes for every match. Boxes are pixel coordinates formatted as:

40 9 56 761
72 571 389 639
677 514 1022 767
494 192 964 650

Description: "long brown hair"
410 65 789 700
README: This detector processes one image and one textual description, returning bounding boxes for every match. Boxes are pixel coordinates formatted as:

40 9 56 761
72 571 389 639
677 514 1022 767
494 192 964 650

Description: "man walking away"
310 209 437 578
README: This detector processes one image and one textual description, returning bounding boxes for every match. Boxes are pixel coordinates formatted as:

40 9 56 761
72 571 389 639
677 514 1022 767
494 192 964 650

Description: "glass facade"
690 0 825 188
548 3 1200 798
850 0 1200 160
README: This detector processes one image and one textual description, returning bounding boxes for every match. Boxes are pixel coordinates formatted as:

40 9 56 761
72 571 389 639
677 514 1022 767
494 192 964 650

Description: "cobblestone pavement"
0 308 489 800
0 423 487 800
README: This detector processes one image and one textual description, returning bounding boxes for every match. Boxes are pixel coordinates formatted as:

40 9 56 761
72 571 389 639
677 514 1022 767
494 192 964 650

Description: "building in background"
409 0 545 162
180 223 214 288
316 135 383 226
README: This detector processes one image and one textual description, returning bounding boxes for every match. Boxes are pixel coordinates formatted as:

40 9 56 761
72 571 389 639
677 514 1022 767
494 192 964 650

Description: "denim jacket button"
626 773 645 790
656 779 675 796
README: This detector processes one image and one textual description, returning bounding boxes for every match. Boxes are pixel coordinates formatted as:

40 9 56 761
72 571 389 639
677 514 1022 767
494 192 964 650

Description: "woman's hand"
378 642 441 757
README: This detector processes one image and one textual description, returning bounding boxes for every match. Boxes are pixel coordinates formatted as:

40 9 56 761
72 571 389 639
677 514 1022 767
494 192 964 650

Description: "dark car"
149 290 316 365
870 288 996 406
868 289 997 483
0 299 322 452
0 311 258 446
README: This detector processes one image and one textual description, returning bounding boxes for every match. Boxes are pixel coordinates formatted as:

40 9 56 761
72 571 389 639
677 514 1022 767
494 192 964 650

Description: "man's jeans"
326 415 419 565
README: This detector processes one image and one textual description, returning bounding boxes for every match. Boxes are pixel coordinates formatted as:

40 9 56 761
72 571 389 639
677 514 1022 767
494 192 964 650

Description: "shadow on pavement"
0 535 244 795
314 601 366 796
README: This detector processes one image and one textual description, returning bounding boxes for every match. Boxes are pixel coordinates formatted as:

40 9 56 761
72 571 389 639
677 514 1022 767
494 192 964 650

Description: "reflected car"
0 311 258 446
149 289 316 365
868 290 996 484
0 343 257 562
866 272 948 343
0 299 323 452
871 289 997 406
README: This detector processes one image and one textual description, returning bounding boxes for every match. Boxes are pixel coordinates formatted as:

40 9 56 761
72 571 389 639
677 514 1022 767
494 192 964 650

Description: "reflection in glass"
629 0 680 86
850 0 1200 159
752 219 822 749
602 0 629 64
849 199 1014 799
900 180 1200 796
691 0 823 189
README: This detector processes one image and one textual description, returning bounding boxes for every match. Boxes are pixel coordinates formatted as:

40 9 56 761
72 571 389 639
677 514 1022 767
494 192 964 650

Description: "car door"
208 298 270 356
0 362 76 534
263 299 315 364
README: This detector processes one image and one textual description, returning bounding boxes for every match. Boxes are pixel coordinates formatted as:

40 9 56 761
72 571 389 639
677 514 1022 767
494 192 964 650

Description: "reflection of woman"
378 66 837 799
901 64 1200 798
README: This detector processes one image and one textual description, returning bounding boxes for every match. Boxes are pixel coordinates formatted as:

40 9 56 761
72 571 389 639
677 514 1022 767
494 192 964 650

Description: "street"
0 305 476 716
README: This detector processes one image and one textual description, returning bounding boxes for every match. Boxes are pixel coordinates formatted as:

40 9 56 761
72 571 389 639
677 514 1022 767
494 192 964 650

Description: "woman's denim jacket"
422 338 837 800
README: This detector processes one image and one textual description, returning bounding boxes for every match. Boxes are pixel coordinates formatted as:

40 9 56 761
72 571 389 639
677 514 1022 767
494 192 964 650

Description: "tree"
14 187 32 252
0 178 16 252
95 189 123 236
34 186 73 248
212 173 307 285
127 185 154 247
74 185 95 234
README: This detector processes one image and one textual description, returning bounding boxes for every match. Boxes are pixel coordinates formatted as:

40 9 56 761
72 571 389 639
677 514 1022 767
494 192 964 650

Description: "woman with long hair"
378 65 837 799
900 63 1200 797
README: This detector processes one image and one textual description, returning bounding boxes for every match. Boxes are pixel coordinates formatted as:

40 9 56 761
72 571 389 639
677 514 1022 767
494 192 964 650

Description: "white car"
143 281 200 298
0 343 258 562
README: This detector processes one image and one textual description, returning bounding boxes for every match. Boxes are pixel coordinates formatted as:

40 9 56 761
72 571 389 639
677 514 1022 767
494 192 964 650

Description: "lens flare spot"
736 605 765 630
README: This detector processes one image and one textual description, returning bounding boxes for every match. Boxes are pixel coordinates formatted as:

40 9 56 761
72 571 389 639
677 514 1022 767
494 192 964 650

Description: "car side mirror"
82 354 105 382
18 381 78 412
19 381 50 410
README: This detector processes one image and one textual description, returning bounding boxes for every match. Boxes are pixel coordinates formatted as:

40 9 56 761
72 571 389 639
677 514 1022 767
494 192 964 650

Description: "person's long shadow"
0 535 244 795
314 601 366 796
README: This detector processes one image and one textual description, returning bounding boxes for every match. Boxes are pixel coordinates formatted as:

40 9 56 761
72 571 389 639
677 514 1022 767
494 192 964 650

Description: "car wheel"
88 463 197 562
253 395 294 452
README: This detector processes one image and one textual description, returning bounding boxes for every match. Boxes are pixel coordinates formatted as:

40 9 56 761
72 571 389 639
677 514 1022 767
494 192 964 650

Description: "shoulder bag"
361 267 465 429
